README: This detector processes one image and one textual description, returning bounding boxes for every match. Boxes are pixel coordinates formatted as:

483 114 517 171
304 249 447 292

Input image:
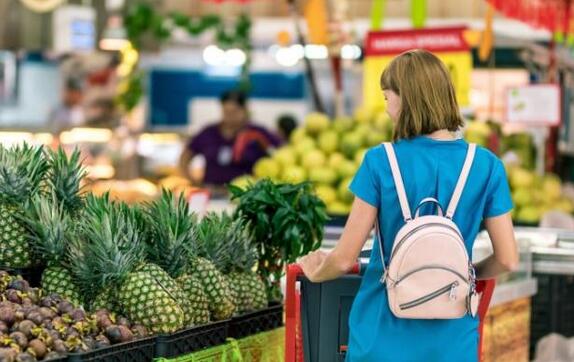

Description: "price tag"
187 189 210 217
506 84 561 126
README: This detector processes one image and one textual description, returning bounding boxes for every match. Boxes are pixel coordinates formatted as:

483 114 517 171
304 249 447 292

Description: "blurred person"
298 50 517 362
179 90 281 186
277 114 298 141
47 78 85 135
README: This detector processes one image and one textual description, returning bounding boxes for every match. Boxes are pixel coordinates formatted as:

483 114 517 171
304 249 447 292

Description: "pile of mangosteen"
0 272 148 362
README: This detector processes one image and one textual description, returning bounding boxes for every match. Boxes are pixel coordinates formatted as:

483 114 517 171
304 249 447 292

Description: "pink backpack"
378 142 479 319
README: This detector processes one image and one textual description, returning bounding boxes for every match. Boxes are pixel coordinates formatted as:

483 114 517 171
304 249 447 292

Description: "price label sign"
363 27 472 109
187 189 211 217
506 84 561 126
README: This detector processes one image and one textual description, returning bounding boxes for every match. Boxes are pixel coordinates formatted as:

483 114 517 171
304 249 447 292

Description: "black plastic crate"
154 320 228 359
2 266 44 287
228 303 283 339
66 337 156 362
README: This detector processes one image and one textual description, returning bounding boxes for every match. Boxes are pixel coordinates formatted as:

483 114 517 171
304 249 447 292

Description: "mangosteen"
12 311 23 324
9 333 27 350
0 322 9 335
14 352 35 362
116 316 129 327
26 340 46 360
56 301 73 316
46 330 59 344
4 292 20 306
38 308 55 321
131 324 147 338
17 321 35 339
0 348 16 362
18 300 31 308
94 314 112 330
64 327 79 340
8 280 29 293
93 335 110 350
0 308 14 328
82 336 95 350
51 340 66 354
105 325 133 344
23 314 40 328
70 309 85 322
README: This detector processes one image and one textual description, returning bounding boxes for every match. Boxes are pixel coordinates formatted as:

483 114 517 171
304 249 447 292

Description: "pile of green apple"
245 108 393 215
507 167 573 224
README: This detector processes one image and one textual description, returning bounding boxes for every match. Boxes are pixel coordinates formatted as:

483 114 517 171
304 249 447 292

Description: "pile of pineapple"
0 143 268 339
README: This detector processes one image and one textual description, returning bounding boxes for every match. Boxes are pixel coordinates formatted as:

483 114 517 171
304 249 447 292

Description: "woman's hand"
299 250 328 282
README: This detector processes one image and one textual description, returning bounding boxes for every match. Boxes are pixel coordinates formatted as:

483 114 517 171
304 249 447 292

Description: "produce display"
506 167 573 224
246 108 393 215
0 271 148 361
0 142 302 360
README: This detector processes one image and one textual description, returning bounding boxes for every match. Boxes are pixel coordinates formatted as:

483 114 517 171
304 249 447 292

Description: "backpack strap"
445 143 477 219
383 143 412 222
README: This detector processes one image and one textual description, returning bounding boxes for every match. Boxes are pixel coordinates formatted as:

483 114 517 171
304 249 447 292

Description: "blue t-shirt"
347 136 513 362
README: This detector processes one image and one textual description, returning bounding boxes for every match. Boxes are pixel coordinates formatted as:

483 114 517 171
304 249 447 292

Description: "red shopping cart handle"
285 262 360 362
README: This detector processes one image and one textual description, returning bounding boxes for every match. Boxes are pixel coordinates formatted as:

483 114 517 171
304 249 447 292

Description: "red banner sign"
365 27 468 56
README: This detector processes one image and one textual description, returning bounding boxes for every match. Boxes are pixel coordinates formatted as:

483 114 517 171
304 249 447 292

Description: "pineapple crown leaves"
144 189 198 279
0 143 49 204
69 196 147 297
46 147 87 214
20 194 73 266
195 212 257 274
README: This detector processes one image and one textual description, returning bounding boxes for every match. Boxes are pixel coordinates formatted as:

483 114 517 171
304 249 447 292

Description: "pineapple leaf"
144 190 197 278
46 147 87 214
0 143 49 204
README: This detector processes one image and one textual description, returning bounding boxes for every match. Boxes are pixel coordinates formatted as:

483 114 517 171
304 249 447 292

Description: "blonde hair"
381 49 464 141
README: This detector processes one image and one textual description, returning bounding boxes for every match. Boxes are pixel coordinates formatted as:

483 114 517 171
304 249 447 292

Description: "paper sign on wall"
363 27 472 110
506 85 561 126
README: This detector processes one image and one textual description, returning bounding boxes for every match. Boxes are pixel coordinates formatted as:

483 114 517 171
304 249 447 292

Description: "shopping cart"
285 261 496 362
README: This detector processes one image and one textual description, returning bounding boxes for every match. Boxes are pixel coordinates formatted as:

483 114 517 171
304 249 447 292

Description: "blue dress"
347 136 513 362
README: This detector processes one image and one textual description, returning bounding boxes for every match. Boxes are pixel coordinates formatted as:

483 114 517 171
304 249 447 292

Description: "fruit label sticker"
363 27 472 109
506 84 561 126
188 189 211 217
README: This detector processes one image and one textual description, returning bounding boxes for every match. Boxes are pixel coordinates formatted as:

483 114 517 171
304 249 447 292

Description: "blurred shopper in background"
179 90 281 186
47 78 85 135
276 113 298 141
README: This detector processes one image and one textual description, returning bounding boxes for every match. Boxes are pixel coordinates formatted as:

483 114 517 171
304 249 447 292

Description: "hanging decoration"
478 3 495 62
411 0 427 29
370 0 386 30
118 3 252 112
304 0 329 45
19 0 64 13
487 0 574 36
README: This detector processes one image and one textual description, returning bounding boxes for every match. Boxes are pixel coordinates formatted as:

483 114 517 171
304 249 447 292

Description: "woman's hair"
380 49 464 140
220 90 247 109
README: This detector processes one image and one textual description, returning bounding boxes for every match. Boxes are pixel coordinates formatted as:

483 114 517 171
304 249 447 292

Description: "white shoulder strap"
383 143 412 222
445 143 476 219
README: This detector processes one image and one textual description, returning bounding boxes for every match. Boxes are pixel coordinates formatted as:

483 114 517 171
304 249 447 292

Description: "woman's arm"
179 148 194 180
474 212 519 279
299 197 377 283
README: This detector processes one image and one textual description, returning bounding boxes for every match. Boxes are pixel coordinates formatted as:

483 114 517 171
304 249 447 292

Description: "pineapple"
197 213 267 314
45 147 86 215
144 191 210 326
22 195 83 306
69 196 186 334
0 144 49 268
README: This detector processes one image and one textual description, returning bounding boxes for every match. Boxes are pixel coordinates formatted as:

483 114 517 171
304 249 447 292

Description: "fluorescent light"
304 44 328 59
203 45 225 66
60 128 113 144
274 44 304 67
341 44 362 60
226 48 246 67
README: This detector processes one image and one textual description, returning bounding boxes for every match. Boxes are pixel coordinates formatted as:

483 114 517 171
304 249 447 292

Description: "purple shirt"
187 123 281 185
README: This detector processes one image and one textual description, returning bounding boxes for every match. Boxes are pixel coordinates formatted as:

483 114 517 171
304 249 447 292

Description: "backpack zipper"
390 223 465 260
395 265 468 286
399 281 459 310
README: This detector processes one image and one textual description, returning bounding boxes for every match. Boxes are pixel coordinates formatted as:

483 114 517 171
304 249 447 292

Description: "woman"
299 50 518 362
179 90 281 186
